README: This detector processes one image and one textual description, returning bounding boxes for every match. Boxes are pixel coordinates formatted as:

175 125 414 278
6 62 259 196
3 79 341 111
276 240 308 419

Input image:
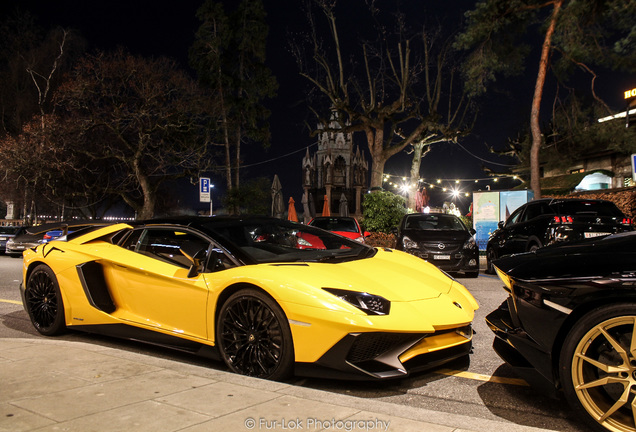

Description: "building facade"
302 110 368 217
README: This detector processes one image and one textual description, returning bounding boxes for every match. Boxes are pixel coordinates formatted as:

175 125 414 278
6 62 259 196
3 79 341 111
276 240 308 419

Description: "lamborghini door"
106 227 212 340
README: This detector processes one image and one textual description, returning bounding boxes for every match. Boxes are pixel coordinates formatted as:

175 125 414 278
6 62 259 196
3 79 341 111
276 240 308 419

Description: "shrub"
362 190 407 233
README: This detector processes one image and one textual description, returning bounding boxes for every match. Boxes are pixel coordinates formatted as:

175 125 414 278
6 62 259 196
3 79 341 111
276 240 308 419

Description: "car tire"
25 264 66 336
485 248 496 274
216 288 294 381
559 304 636 432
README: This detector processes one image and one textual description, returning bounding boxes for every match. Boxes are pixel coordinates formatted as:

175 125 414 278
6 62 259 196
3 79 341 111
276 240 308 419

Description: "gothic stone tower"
302 110 368 217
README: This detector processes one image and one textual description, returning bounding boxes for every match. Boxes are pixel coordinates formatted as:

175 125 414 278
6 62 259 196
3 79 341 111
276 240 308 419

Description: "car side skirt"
71 323 221 361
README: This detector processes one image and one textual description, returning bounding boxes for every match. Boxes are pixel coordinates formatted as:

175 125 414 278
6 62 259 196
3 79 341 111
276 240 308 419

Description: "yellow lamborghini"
20 216 478 381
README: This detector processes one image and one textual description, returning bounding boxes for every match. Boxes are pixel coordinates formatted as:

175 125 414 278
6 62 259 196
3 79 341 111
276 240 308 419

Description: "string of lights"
381 172 524 197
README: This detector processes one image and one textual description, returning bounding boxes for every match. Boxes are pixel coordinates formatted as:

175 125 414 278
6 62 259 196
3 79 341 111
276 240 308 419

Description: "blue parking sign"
200 177 211 202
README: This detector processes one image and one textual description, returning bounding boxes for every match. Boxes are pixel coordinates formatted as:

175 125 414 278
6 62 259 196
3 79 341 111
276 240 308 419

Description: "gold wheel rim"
572 316 636 432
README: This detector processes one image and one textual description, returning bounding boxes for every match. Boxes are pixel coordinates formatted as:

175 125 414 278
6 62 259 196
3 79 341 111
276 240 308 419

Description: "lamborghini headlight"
323 288 391 315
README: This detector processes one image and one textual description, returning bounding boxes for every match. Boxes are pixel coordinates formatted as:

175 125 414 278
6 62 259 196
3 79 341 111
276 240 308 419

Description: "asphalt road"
0 255 588 431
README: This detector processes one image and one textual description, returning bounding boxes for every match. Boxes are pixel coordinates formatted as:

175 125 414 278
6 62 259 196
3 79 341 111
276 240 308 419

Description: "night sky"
2 0 633 213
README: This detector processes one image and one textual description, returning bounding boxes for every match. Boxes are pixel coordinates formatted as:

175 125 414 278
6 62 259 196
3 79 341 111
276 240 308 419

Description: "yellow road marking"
435 368 529 386
0 299 22 306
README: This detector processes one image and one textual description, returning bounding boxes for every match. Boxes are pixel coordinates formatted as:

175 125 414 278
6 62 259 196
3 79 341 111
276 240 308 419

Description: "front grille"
420 241 461 253
346 332 423 363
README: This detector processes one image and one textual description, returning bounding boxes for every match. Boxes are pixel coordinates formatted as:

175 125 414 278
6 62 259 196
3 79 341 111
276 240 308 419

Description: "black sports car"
485 198 633 274
395 213 479 277
487 231 636 432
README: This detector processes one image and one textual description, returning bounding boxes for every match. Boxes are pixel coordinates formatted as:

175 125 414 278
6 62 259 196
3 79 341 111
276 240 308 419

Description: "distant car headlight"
323 288 391 315
353 236 365 243
402 236 417 249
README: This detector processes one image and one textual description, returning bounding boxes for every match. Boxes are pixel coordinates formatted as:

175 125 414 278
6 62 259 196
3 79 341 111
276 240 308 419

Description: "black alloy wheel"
25 264 66 336
560 304 636 432
216 289 294 381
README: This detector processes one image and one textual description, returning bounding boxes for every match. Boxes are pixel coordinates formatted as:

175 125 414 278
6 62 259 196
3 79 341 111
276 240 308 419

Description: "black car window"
522 204 543 221
0 226 20 235
553 201 624 217
311 218 358 232
135 228 211 269
505 207 525 227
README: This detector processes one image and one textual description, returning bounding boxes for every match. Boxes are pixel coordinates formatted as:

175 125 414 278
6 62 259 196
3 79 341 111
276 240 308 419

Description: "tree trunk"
408 143 426 209
530 0 563 199
218 68 232 191
366 128 386 189
134 157 155 219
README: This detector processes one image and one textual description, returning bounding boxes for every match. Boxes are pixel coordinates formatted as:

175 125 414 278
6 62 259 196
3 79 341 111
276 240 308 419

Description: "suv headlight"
402 236 417 249
463 236 477 249
323 288 391 315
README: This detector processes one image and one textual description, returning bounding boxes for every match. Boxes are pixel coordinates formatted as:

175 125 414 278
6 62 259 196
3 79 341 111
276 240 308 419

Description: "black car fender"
525 235 543 252
548 288 636 388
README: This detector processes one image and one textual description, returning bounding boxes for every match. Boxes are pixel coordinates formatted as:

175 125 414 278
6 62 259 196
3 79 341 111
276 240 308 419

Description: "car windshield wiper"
315 252 359 262
314 247 376 263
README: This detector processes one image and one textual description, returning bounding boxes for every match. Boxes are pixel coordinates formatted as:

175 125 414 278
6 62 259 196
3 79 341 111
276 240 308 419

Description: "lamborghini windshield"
201 218 375 263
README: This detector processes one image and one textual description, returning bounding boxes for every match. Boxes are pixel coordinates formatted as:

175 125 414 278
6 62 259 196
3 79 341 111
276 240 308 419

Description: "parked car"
20 216 477 381
308 216 369 243
395 213 479 277
487 231 636 432
485 198 633 273
6 226 45 257
0 226 22 253
6 221 108 257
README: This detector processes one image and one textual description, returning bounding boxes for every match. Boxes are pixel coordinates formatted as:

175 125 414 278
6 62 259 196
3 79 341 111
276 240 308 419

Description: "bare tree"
53 50 217 219
294 1 471 196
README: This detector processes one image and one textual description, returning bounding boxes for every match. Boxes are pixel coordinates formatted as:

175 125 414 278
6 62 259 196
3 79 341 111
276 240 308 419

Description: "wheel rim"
487 249 495 271
571 315 636 432
26 271 58 331
219 296 284 377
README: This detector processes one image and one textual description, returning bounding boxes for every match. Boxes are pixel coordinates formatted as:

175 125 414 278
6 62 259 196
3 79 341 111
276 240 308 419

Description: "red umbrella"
322 195 331 216
288 197 298 222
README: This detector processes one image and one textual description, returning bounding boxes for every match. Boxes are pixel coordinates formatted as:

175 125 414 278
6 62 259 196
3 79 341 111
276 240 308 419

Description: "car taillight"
43 234 51 240
621 218 632 225
553 216 573 224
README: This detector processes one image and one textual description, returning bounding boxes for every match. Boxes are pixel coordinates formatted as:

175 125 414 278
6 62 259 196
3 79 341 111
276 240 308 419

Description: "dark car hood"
402 229 470 242
493 231 636 281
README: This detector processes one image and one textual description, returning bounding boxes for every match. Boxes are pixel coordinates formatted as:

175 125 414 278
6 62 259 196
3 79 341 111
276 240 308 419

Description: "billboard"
473 190 533 251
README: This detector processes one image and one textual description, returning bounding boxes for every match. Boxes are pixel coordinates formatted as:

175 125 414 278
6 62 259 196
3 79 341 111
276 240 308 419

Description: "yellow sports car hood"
295 248 456 301
252 248 474 304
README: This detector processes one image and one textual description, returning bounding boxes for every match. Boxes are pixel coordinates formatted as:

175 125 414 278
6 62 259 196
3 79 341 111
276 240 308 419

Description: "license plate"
584 232 610 238
434 255 451 260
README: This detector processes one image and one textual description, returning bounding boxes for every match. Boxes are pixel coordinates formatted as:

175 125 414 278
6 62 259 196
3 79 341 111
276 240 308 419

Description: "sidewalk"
1 337 555 432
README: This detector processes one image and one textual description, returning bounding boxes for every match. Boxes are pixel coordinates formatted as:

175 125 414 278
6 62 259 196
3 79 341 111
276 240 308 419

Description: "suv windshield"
404 214 465 231
202 219 374 264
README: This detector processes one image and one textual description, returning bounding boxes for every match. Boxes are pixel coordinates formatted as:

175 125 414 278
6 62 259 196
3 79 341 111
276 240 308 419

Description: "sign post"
199 178 213 216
